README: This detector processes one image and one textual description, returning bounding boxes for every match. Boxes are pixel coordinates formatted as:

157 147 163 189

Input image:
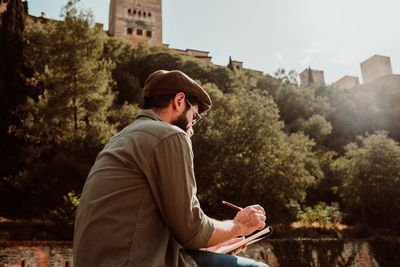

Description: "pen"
222 200 243 211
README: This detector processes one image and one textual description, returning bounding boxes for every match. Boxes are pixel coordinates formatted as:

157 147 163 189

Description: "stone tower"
109 0 162 47
360 55 392 84
227 56 243 71
300 67 325 86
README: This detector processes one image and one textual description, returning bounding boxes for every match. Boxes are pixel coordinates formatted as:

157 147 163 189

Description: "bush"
297 202 342 228
46 191 80 240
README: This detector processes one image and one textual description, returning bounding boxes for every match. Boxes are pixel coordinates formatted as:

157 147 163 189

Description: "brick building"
228 56 244 71
108 0 162 47
360 55 393 84
333 75 360 89
172 48 212 64
300 67 325 86
108 0 216 64
332 55 396 89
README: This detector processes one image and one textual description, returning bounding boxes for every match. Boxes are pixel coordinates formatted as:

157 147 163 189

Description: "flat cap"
143 70 212 114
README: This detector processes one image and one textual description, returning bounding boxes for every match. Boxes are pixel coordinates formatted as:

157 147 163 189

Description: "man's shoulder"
116 117 186 145
132 118 186 140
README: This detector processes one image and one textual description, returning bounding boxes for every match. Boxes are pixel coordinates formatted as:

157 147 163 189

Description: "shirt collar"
137 109 165 122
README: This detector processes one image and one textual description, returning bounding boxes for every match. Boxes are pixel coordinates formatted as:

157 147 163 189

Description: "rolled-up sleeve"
145 132 215 249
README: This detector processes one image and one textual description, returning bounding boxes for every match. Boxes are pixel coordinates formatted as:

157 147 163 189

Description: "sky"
27 0 400 84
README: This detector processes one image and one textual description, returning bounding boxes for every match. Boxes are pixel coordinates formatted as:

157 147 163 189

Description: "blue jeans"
186 250 269 267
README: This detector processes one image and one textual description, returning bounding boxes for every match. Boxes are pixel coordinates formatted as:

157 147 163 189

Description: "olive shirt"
73 109 215 267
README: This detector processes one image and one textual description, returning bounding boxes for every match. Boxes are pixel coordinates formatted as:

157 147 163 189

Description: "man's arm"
207 205 266 247
146 133 215 249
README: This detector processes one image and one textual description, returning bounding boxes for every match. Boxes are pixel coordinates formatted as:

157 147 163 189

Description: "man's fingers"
229 244 247 256
235 204 268 236
258 220 266 230
251 204 266 215
257 213 266 222
248 208 266 222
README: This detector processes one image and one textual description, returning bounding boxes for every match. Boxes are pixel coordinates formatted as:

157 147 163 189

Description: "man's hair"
144 94 200 111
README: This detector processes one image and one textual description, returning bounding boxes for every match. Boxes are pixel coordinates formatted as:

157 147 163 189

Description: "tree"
0 0 27 112
276 84 333 137
274 68 299 86
297 114 333 143
305 151 342 206
13 0 116 147
101 36 141 105
0 0 28 178
336 131 400 230
6 0 119 217
192 83 321 222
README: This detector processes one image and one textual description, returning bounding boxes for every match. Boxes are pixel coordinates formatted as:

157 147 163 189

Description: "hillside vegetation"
1 0 400 239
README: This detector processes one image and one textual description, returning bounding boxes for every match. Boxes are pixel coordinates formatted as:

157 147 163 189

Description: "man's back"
73 110 214 267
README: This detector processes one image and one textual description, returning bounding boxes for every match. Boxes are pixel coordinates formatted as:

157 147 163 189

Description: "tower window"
138 11 141 16
128 9 131 14
143 12 146 18
127 28 133 35
148 12 152 17
133 9 136 15
146 30 152 37
137 29 143 35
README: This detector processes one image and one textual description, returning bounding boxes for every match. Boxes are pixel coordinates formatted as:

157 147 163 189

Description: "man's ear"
173 92 186 112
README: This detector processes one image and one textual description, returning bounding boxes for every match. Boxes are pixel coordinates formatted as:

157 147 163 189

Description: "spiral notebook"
214 226 273 254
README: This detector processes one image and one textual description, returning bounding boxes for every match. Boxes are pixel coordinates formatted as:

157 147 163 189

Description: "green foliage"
275 83 333 137
0 0 28 178
296 202 342 228
296 114 333 143
192 83 321 221
108 102 141 131
47 191 80 240
102 37 140 105
321 83 400 152
2 0 130 218
336 131 400 230
11 0 117 150
274 68 299 86
305 151 342 206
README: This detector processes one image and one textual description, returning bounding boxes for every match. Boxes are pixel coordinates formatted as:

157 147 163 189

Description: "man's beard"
172 111 190 132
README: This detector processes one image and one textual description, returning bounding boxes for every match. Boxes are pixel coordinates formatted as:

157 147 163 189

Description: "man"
73 70 269 267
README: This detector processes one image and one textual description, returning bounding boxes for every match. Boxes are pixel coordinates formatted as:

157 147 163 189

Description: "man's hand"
229 243 247 256
206 204 267 247
233 205 266 236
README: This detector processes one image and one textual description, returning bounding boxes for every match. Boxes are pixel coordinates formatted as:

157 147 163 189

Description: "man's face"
172 102 199 137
